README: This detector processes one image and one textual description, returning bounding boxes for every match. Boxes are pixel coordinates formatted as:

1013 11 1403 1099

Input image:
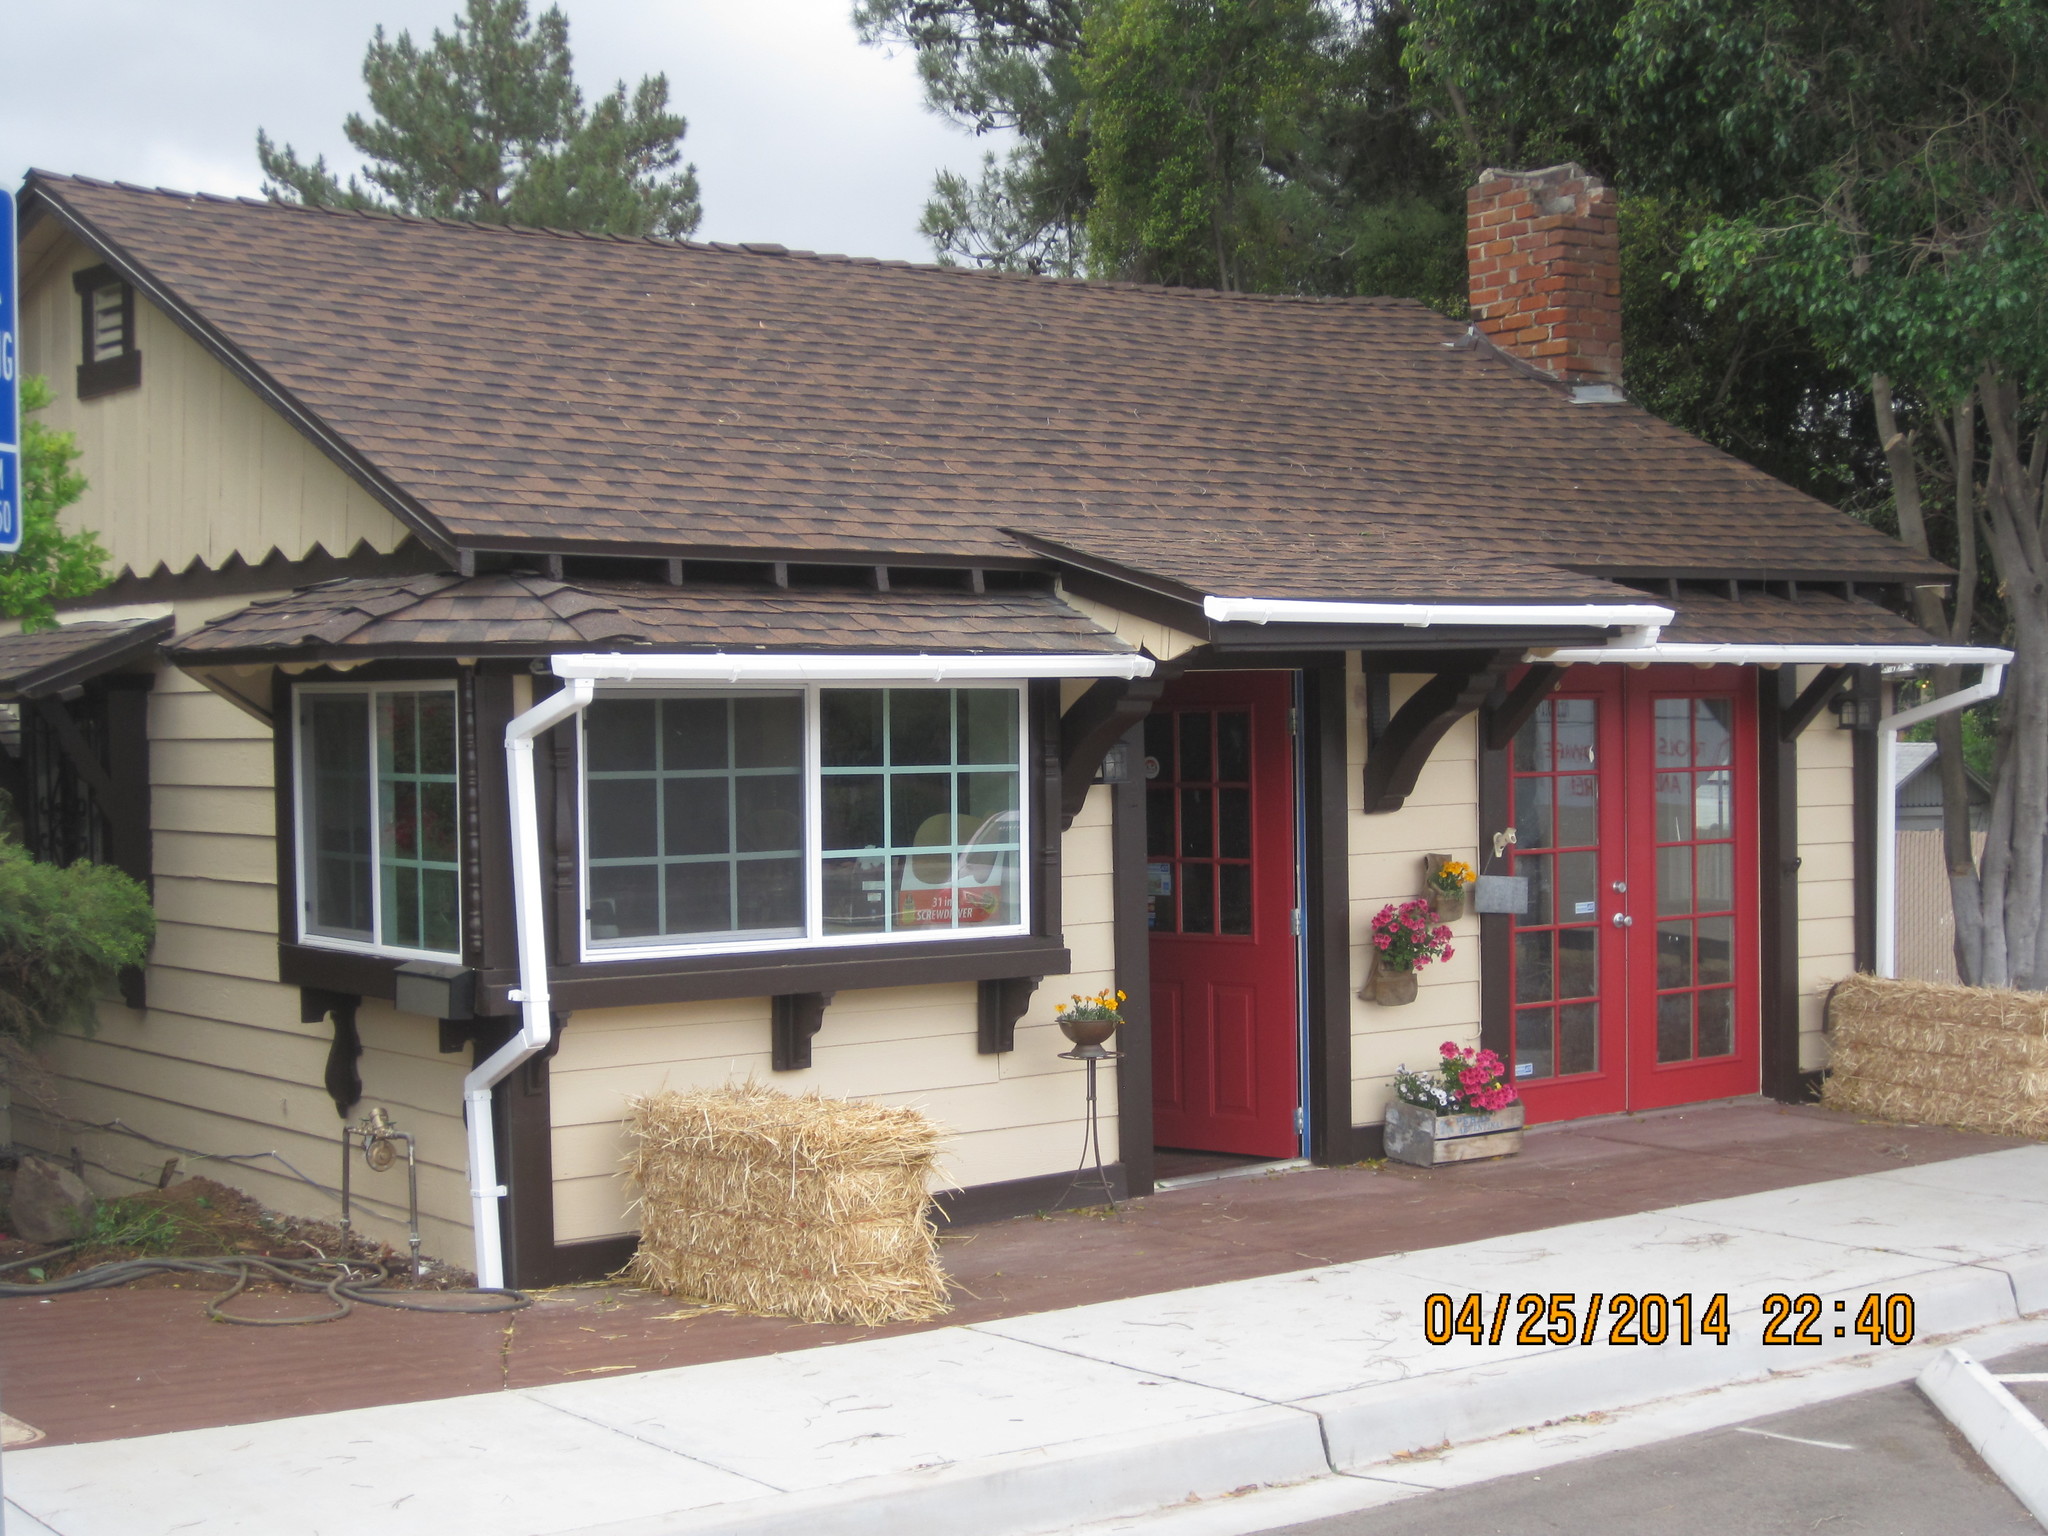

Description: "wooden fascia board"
21 180 461 566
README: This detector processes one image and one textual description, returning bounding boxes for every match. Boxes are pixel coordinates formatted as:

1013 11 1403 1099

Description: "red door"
1146 671 1300 1157
1504 667 1760 1122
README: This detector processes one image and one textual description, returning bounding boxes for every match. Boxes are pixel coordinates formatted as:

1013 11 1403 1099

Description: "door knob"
1611 912 1633 928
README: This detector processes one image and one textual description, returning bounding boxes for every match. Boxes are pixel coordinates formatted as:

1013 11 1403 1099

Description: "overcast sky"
4 0 1004 263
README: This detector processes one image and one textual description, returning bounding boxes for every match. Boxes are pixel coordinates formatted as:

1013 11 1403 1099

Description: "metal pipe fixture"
340 1106 422 1278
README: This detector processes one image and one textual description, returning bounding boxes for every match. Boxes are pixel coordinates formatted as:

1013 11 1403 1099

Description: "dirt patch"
1 1171 475 1290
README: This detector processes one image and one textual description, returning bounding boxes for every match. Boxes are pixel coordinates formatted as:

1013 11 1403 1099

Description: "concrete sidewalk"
7 1145 2046 1536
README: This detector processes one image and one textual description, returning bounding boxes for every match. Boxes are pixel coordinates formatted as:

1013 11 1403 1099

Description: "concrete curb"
556 1406 1330 1536
1917 1347 2048 1526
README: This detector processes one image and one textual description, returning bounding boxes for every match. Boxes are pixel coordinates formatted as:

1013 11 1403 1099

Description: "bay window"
581 683 1026 956
295 685 461 959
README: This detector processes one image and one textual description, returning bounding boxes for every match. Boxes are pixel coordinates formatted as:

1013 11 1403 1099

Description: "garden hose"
0 1246 530 1324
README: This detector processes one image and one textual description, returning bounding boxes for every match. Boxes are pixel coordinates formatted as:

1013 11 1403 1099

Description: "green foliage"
258 0 701 239
82 1195 195 1256
0 377 111 633
0 837 155 1049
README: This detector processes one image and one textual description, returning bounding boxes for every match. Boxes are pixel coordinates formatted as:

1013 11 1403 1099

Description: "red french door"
1505 666 1760 1122
1146 671 1301 1158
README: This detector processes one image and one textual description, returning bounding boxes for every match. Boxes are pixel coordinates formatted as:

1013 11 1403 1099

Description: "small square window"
72 264 141 399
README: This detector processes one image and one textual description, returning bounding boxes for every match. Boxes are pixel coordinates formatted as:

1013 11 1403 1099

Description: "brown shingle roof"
32 174 1946 598
163 574 1134 665
1659 588 1943 647
0 616 172 698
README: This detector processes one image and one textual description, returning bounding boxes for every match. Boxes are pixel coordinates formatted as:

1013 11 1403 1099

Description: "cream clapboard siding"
1794 669 1859 1071
550 785 1119 1244
17 597 472 1261
17 226 413 578
1345 661 1485 1126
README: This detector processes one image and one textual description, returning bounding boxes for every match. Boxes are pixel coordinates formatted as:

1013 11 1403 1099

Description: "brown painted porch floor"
1 1100 2032 1449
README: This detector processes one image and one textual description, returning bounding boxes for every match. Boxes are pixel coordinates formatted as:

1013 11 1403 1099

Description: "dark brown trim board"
1110 721 1155 1198
1757 669 1807 1102
1850 666 1881 973
1477 709 1514 1066
1303 658 1358 1165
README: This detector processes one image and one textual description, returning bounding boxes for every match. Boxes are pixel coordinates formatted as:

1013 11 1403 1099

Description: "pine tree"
257 0 700 240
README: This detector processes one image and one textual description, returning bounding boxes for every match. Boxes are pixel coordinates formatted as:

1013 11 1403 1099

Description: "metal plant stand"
1056 1043 1124 1215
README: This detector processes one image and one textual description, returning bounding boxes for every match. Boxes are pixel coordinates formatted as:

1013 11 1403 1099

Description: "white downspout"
1874 664 2005 979
464 676 595 1289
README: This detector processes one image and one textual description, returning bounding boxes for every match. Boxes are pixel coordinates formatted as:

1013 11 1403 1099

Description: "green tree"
1 377 110 633
258 0 701 239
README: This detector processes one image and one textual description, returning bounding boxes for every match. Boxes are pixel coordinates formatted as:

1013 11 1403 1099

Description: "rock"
8 1156 96 1244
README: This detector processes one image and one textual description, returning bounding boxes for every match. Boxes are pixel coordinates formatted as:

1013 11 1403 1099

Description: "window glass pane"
422 868 460 954
1144 712 1173 780
1657 992 1694 1062
1215 711 1251 782
1654 697 1690 767
1657 920 1693 989
592 777 658 860
304 693 374 940
735 774 801 854
823 855 888 934
734 696 801 768
1654 769 1691 841
663 696 728 770
1697 988 1734 1057
1657 845 1693 915
889 690 952 766
1521 851 1554 926
1513 703 1552 773
664 861 732 934
737 857 803 930
589 864 659 940
664 777 729 857
1697 915 1734 984
1177 712 1211 782
1558 927 1597 998
822 690 883 767
588 698 657 772
1694 699 1732 766
958 690 1018 765
1179 787 1213 858
891 774 954 847
824 774 884 849
1515 929 1554 1003
1559 851 1598 920
1514 775 1552 848
1180 861 1215 933
1146 786 1174 857
1220 862 1252 935
1218 786 1250 860
1556 768 1597 846
1695 769 1733 839
1516 1007 1555 1079
1558 1002 1599 1075
960 770 1018 822
1553 699 1595 771
1696 843 1734 911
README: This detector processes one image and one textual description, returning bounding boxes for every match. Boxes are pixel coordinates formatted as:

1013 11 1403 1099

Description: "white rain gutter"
1876 661 2008 979
465 649 1155 1288
1535 641 2014 668
1204 595 1673 647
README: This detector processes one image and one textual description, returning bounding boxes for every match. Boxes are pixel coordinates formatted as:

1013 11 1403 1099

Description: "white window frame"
575 679 1032 962
291 681 464 964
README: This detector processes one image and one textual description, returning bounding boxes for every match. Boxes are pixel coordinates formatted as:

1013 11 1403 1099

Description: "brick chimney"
1466 163 1621 391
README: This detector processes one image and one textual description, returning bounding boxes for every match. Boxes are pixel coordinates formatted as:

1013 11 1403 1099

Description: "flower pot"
1383 1099 1525 1168
1058 1016 1119 1051
1427 886 1467 921
1362 958 1418 1006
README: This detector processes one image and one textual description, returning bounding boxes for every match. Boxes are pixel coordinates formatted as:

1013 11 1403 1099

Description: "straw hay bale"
1822 974 2048 1138
622 1083 950 1326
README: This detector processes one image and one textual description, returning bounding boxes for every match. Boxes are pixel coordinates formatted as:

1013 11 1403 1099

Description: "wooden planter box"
1383 1100 1525 1167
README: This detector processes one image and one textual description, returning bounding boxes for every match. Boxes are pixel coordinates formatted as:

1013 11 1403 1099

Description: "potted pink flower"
1361 898 1454 1005
1384 1043 1524 1166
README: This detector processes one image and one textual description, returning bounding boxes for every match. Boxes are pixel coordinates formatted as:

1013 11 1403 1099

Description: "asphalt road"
1273 1344 2048 1536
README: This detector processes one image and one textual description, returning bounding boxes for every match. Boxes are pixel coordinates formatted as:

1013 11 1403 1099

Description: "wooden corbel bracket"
976 975 1043 1054
1782 665 1852 742
770 991 835 1072
1362 655 1514 814
301 987 363 1118
1058 674 1166 829
1483 663 1565 752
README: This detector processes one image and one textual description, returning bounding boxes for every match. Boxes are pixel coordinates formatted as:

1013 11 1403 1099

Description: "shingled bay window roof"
0 615 173 699
26 173 1949 614
163 573 1137 667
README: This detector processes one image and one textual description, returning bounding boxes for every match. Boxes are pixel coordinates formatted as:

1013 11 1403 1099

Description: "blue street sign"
0 187 18 555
